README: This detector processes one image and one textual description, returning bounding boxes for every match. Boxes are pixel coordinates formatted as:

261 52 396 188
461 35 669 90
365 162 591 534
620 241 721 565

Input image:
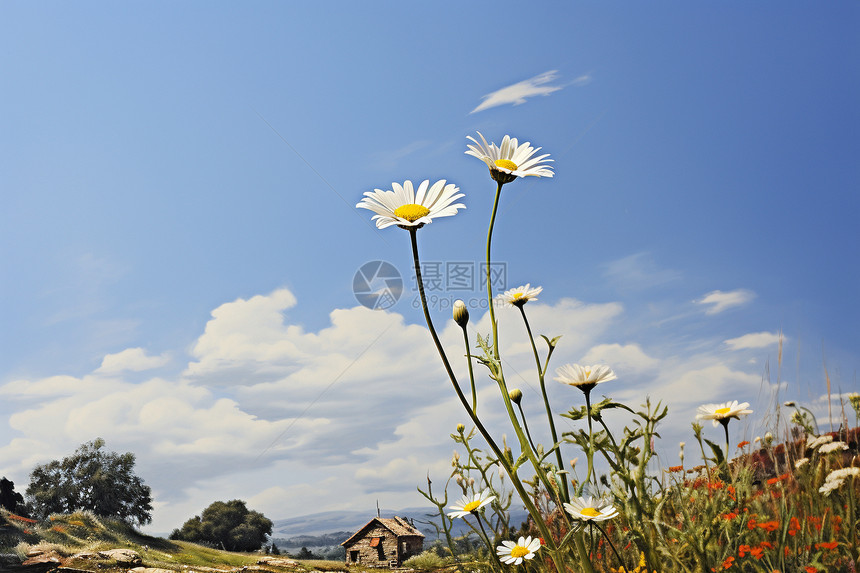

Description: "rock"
256 557 299 567
97 548 142 565
70 552 100 560
21 550 63 566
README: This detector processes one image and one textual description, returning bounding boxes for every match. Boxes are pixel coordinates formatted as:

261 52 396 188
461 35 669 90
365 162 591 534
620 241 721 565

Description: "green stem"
475 515 504 572
584 387 595 486
486 181 504 360
459 326 478 413
407 227 562 567
519 305 569 503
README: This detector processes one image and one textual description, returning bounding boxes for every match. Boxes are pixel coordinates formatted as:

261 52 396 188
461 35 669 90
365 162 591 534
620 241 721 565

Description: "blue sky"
1 2 858 533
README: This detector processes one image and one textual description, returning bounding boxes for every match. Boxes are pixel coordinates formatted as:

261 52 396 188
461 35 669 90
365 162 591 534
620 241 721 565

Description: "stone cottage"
341 516 424 567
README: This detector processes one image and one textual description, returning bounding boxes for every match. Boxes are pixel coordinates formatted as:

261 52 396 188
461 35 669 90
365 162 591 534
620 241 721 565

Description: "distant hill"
270 506 530 546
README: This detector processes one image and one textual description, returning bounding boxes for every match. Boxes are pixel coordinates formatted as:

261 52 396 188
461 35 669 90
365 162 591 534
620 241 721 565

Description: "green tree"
25 438 152 525
170 500 273 552
1 477 27 514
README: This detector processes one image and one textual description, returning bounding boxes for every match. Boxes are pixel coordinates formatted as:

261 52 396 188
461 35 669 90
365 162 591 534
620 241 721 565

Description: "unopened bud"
570 458 578 469
453 300 469 328
784 401 796 408
764 432 774 446
468 477 475 487
509 388 523 405
456 423 465 434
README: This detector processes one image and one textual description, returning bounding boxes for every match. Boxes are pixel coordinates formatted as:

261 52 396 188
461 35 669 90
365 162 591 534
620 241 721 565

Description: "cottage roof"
341 516 424 546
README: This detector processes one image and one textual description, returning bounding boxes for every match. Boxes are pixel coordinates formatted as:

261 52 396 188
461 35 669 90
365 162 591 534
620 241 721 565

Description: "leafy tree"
170 500 273 552
25 438 152 525
271 542 280 555
0 477 27 514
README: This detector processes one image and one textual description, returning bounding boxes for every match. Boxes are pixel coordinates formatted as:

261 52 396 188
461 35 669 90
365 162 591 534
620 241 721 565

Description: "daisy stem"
459 325 478 413
593 521 626 571
408 228 564 569
486 181 503 360
474 515 504 572
519 305 569 503
516 402 539 455
585 387 596 486
721 419 730 470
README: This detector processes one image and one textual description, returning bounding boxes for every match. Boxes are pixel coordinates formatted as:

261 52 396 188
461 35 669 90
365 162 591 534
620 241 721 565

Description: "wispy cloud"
696 289 756 315
724 331 783 351
370 140 433 171
602 252 682 290
471 70 564 114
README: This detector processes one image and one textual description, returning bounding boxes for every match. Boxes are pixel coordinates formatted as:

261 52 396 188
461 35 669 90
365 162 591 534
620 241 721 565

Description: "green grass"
0 508 351 572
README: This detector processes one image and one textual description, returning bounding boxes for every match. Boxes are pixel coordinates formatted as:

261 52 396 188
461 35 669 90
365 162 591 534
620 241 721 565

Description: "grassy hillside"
0 508 349 572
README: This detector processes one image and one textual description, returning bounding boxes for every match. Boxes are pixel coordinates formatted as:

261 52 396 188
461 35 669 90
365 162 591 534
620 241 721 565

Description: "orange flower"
723 512 738 520
805 567 818 573
667 465 684 473
738 545 751 558
721 556 735 570
750 547 764 560
747 517 758 530
759 541 774 550
737 441 750 449
815 541 838 550
757 520 780 532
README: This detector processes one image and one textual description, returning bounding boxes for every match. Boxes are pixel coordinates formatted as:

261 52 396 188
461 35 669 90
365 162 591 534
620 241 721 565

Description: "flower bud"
509 388 523 404
783 401 796 408
456 423 465 434
570 457 578 469
764 432 774 446
453 300 469 328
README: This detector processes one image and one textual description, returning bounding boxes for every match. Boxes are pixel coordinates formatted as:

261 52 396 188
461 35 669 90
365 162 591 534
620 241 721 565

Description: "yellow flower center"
462 500 482 512
513 292 524 300
494 159 518 171
715 407 731 415
393 203 430 222
510 546 529 559
580 507 602 518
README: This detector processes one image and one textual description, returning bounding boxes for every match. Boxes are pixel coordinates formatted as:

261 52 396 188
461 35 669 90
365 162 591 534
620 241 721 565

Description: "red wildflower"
737 441 750 449
815 541 838 550
805 567 818 573
723 512 738 520
721 556 735 570
757 520 780 532
668 465 684 473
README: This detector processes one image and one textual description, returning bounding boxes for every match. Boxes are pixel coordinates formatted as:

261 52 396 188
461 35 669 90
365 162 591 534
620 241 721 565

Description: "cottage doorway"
349 550 359 563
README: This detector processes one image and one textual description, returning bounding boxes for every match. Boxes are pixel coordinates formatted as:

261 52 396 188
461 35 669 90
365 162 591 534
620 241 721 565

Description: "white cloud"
724 331 783 351
580 343 659 375
471 70 563 114
696 289 756 315
97 348 170 373
0 287 778 534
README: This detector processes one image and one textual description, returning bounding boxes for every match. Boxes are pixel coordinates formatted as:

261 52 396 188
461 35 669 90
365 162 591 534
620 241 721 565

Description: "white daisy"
794 458 810 470
807 434 834 449
696 401 753 427
819 441 849 454
356 179 465 229
497 284 543 308
563 496 619 522
496 536 541 565
554 364 617 391
447 489 495 519
465 132 554 183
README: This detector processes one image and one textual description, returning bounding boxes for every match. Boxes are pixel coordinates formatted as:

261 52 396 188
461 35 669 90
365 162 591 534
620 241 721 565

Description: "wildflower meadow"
357 133 860 573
